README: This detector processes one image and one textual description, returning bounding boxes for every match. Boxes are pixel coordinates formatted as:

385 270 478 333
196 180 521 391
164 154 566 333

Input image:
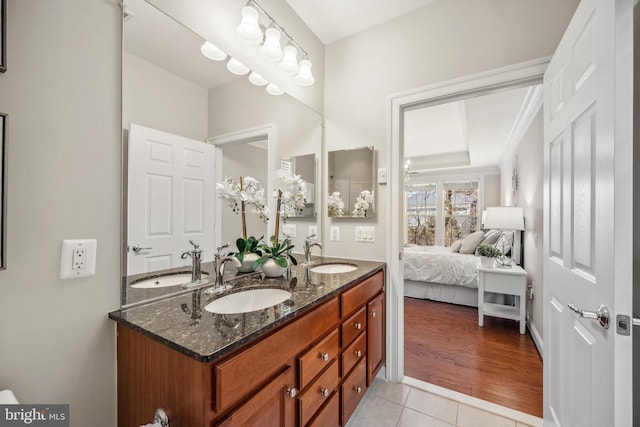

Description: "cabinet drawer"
342 332 366 378
341 270 384 317
299 329 339 390
341 358 367 425
341 307 366 347
299 359 340 426
215 297 339 412
306 389 339 427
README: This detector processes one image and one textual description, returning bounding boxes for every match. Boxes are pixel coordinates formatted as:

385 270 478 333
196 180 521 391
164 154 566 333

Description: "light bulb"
294 59 314 86
227 58 250 75
235 6 263 45
260 28 283 62
249 72 268 86
279 45 299 75
266 83 284 96
200 41 227 61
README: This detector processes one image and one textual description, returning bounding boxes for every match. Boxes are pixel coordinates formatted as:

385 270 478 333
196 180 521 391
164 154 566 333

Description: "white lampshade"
236 6 263 45
483 207 524 230
226 57 250 75
200 41 227 61
279 45 299 75
260 28 283 62
248 71 268 86
266 83 283 95
294 59 315 86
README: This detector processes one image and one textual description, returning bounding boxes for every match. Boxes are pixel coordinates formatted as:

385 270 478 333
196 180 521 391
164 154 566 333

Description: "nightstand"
477 263 527 334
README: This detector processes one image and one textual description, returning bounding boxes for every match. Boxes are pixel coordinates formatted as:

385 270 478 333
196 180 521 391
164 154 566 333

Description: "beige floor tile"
368 379 411 406
457 404 516 427
345 394 403 427
404 387 458 425
397 407 455 427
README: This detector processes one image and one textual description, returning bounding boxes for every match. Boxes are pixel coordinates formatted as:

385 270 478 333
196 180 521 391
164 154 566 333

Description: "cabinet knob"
353 386 362 394
320 353 329 361
321 388 329 397
355 350 362 358
286 387 298 398
371 311 376 318
354 322 362 330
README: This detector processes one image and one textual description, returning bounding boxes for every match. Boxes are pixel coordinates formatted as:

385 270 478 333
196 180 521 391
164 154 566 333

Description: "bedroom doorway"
387 59 548 416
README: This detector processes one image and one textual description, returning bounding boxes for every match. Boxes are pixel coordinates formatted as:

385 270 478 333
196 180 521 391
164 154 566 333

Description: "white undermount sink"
130 273 208 289
309 263 358 274
204 288 292 314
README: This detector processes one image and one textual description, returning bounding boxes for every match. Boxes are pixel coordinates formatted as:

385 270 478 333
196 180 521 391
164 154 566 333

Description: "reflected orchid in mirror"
327 191 344 216
352 190 374 217
216 176 269 240
273 169 307 221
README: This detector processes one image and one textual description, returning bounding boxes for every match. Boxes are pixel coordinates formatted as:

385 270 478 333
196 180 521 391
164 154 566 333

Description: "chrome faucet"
207 243 241 294
181 240 203 283
304 234 323 265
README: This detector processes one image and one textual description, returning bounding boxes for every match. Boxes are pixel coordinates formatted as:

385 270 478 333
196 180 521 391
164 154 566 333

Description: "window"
405 179 480 247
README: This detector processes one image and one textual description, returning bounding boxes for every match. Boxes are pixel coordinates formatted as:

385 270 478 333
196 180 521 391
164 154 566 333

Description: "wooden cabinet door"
366 292 384 385
216 366 296 427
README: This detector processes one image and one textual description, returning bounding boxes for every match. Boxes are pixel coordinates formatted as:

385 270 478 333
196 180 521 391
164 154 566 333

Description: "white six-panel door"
543 0 633 425
128 124 216 275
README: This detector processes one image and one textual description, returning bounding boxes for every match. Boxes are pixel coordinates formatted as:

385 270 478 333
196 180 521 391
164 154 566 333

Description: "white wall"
123 52 208 141
0 1 121 426
500 109 544 341
324 0 579 261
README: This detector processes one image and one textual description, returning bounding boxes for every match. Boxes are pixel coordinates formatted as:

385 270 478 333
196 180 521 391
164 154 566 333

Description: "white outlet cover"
60 239 97 279
330 226 340 241
308 225 318 238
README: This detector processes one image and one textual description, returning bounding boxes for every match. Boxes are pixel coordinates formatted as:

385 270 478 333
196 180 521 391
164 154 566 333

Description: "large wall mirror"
328 147 376 218
281 153 316 219
121 0 322 307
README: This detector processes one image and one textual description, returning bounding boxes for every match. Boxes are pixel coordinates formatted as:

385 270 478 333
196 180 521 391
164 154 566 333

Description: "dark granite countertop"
109 256 386 363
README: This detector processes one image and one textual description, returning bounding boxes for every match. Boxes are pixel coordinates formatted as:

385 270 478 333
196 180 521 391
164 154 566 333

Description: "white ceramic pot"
480 256 495 268
238 252 260 273
260 258 287 278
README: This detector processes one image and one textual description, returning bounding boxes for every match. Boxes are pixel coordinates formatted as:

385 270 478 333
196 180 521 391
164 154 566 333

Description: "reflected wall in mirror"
328 147 376 218
121 0 322 307
280 154 316 219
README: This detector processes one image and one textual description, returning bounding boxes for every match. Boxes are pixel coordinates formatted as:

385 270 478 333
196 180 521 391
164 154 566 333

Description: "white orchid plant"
253 169 307 269
216 176 269 261
327 191 345 216
352 190 374 217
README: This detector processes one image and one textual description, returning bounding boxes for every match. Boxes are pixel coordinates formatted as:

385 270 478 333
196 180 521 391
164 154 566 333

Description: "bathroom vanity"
109 257 385 427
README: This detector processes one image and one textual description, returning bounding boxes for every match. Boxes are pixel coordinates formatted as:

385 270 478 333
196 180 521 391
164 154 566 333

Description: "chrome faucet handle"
188 240 200 249
216 243 230 255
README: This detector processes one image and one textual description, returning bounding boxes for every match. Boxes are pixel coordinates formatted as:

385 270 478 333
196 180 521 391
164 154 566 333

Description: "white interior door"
128 124 216 275
543 0 633 425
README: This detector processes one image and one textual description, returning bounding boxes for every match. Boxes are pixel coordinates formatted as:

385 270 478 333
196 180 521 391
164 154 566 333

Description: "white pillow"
449 240 462 253
475 230 501 254
459 231 485 254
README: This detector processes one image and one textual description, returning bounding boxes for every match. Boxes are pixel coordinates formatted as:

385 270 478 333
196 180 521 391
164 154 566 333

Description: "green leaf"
236 238 246 253
275 257 288 268
253 255 269 269
288 255 298 266
235 252 244 263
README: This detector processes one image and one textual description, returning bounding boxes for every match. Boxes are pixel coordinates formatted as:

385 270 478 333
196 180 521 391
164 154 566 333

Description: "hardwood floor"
404 297 543 417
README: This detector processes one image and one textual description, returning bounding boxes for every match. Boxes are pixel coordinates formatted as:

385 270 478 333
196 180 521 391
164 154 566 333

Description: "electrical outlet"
72 248 87 270
308 225 318 238
60 239 97 279
330 226 340 241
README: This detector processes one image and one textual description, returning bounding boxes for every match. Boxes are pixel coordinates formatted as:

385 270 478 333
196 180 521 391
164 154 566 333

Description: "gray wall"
500 110 544 344
323 0 579 260
633 2 640 423
0 1 121 426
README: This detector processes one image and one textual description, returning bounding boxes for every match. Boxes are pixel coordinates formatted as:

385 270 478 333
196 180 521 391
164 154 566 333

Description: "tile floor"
345 378 542 427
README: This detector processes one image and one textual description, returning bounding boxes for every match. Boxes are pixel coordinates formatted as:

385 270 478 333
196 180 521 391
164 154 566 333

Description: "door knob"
132 245 152 253
568 303 610 329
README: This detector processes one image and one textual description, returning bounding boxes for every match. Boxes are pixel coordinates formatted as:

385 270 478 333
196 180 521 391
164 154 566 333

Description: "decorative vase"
238 252 259 273
260 258 287 278
480 256 495 268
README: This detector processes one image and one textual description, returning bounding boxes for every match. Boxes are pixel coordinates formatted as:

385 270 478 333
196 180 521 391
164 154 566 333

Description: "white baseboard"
528 321 544 359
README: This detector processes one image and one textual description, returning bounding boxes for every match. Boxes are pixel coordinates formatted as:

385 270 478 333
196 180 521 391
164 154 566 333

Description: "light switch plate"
330 226 340 241
308 225 318 238
60 239 97 279
377 168 387 184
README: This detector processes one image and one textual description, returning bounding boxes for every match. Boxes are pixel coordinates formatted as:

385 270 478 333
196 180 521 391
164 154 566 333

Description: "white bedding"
403 245 480 288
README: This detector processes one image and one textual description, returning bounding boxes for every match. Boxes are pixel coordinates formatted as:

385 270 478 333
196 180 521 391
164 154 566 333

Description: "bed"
403 230 522 307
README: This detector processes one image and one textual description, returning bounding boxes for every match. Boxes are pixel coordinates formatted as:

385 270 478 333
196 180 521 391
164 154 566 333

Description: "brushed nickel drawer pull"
321 388 329 397
354 322 362 330
286 387 298 398
371 311 376 318
355 350 362 357
353 386 362 393
320 353 329 361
